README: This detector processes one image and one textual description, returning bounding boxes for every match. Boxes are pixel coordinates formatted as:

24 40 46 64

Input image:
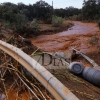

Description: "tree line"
82 0 100 21
0 0 100 35
0 1 81 26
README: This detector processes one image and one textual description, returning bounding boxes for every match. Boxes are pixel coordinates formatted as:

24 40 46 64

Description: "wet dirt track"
29 21 100 53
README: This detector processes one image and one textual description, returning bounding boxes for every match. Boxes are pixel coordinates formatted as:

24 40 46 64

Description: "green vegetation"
82 0 100 21
0 1 52 36
29 19 40 31
0 1 81 37
54 7 81 18
52 15 64 27
0 0 100 36
19 19 40 37
69 14 82 21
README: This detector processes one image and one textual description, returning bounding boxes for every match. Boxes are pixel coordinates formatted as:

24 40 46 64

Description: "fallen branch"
16 73 40 100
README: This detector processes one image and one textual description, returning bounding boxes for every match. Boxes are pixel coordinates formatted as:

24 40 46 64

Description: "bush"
28 19 40 36
52 15 64 27
3 21 11 29
14 13 28 30
2 13 28 31
66 21 74 26
89 36 99 45
29 19 39 30
69 14 82 21
97 20 100 30
19 19 40 37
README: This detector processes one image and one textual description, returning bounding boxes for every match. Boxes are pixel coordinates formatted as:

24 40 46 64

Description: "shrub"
2 13 28 31
66 21 74 26
89 36 99 45
52 15 64 27
97 20 100 30
70 14 82 21
19 19 40 37
28 19 40 36
14 13 28 30
29 19 39 31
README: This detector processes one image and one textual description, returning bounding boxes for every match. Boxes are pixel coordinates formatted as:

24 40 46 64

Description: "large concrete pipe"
68 62 84 74
82 67 100 87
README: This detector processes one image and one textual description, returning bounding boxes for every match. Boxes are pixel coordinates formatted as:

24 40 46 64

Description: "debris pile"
0 31 54 100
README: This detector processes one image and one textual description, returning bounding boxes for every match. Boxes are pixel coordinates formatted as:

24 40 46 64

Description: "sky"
0 0 83 9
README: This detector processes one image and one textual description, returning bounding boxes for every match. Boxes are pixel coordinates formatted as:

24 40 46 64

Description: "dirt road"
30 21 100 53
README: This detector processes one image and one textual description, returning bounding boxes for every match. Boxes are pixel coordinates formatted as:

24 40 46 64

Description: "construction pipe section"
0 40 79 100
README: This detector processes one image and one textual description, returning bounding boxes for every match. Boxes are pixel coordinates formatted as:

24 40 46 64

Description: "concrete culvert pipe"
68 62 84 74
82 67 100 87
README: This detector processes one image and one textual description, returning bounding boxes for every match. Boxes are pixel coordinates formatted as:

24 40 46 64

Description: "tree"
54 7 81 18
82 0 100 20
54 8 66 18
65 6 81 17
33 0 52 21
0 2 28 30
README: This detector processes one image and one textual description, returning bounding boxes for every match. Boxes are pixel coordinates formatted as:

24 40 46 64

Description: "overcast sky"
0 0 83 9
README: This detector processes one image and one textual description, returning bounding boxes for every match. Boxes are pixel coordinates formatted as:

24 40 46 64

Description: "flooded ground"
29 21 100 100
29 21 100 53
8 92 30 100
1 21 100 100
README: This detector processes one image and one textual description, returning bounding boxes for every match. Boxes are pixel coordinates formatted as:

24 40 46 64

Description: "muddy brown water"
29 21 99 53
